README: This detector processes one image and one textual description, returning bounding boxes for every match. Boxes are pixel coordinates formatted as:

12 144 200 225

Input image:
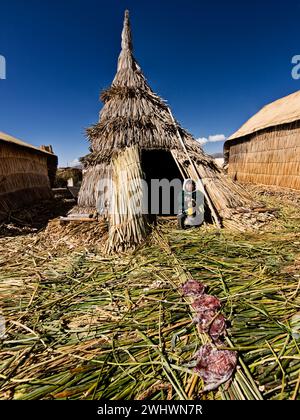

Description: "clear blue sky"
1 0 300 166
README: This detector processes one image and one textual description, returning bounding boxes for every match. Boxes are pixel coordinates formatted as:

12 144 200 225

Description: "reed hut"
224 90 300 190
0 131 57 219
55 167 82 188
78 11 260 252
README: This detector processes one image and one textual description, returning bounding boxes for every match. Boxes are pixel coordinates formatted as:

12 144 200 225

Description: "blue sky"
0 0 300 166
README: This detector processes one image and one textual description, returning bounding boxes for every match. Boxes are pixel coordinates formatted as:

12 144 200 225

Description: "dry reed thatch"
79 12 213 171
79 163 111 209
106 146 149 253
45 218 108 249
0 138 57 220
77 10 264 251
225 91 300 190
228 90 300 139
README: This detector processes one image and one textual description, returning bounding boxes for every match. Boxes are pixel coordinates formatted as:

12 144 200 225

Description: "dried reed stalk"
106 146 148 253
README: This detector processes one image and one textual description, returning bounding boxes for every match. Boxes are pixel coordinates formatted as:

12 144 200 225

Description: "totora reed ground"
0 184 300 400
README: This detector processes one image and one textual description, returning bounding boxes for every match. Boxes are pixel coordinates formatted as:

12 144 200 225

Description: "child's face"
185 182 194 192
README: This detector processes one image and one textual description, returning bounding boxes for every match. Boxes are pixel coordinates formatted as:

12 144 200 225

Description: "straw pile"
0 197 74 238
249 184 300 209
44 218 108 250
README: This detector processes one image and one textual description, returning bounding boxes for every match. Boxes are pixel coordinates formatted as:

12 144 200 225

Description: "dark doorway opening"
141 150 183 216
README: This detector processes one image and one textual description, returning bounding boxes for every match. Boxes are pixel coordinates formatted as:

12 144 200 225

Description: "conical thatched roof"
82 10 208 166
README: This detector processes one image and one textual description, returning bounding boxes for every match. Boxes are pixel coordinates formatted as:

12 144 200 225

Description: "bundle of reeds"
78 164 112 210
44 218 108 249
106 146 149 253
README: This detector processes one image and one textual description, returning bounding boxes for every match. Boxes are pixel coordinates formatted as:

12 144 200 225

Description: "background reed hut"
0 131 57 220
77 11 260 252
224 90 300 190
55 167 82 188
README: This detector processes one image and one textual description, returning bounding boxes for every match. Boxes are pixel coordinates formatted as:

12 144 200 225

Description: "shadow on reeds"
0 197 75 238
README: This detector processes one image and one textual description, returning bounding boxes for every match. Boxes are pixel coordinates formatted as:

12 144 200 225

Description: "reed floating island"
0 10 299 402
0 185 300 400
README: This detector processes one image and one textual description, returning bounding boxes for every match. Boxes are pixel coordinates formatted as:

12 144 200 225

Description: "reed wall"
227 121 300 190
78 163 112 211
0 142 53 217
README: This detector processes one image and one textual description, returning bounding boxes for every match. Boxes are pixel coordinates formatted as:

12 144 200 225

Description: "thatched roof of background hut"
0 132 56 157
227 90 300 141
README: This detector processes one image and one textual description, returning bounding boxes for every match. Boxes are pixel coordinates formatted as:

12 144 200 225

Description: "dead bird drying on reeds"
182 280 227 341
193 344 237 392
208 314 227 342
192 294 221 311
181 279 205 296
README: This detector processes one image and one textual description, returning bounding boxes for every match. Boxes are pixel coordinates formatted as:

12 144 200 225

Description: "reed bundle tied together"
106 146 149 253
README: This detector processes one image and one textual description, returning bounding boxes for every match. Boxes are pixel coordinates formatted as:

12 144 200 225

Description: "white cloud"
197 137 208 145
208 134 226 142
196 134 226 145
70 158 80 167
